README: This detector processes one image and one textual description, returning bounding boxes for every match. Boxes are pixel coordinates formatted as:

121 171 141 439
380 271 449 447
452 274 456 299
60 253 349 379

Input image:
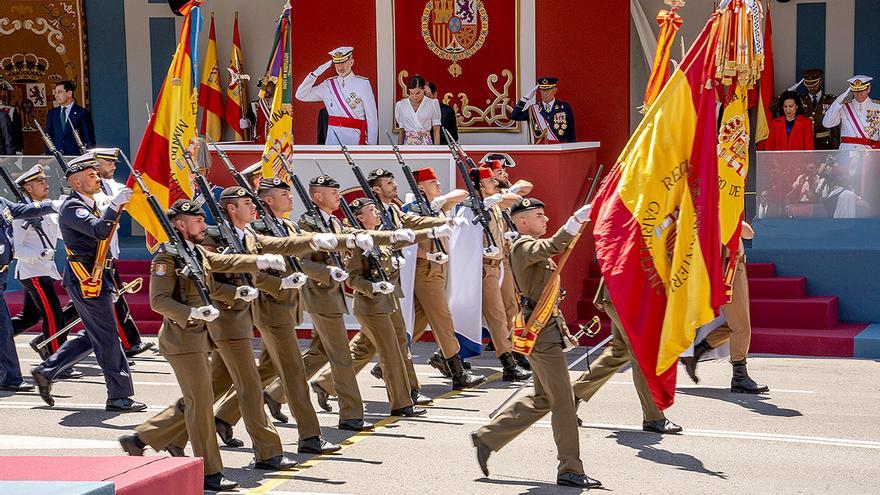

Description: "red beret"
469 166 493 183
413 167 438 182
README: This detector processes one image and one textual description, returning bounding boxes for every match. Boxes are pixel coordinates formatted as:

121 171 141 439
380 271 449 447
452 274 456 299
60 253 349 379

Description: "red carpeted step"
581 277 602 299
750 324 866 357
746 262 775 277
750 297 839 330
747 276 807 299
113 259 151 275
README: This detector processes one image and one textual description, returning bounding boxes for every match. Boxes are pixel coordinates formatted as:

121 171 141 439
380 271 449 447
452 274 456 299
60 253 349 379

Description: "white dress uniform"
295 46 378 145
822 76 880 151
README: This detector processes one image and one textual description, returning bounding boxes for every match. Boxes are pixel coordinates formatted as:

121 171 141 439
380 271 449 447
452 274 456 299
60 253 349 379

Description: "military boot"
680 339 713 384
428 349 452 378
731 359 769 394
499 352 531 381
447 353 487 390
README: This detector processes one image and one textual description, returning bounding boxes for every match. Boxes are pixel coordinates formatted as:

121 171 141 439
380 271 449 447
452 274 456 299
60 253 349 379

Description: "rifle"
385 130 447 263
441 128 498 257
0 161 53 249
337 194 392 287
209 140 304 274
34 121 69 175
70 126 87 154
130 170 212 306
276 155 346 271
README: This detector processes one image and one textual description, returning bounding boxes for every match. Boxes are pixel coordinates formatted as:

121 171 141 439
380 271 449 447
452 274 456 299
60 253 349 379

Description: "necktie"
60 107 67 133
812 95 818 107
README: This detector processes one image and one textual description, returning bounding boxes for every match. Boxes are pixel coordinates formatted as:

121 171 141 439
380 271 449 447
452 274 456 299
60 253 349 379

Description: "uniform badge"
522 199 531 207
272 177 282 185
75 208 90 219
2 207 11 222
154 263 167 276
317 176 325 184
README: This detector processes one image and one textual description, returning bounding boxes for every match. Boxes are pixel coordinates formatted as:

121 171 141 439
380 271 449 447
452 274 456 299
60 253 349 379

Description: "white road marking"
606 380 816 394
0 434 121 450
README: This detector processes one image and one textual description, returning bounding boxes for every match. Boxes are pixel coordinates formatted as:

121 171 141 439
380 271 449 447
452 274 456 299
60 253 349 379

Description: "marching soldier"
406 167 486 390
342 197 449 416
11 165 80 374
680 222 768 393
210 178 354 454
92 148 152 357
119 199 283 492
823 75 880 150
471 197 600 488
29 155 146 411
466 166 531 381
510 77 576 143
0 181 60 393
570 278 682 434
296 46 378 145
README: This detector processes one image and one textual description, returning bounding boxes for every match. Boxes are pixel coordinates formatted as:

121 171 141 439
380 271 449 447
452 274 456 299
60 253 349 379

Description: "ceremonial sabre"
489 317 609 419
35 277 144 350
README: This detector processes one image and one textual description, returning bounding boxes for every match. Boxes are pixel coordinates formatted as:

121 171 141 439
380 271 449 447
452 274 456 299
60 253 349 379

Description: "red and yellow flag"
717 83 750 295
223 11 249 141
198 12 223 141
127 1 202 248
643 7 683 108
260 4 293 180
755 2 774 144
591 13 726 411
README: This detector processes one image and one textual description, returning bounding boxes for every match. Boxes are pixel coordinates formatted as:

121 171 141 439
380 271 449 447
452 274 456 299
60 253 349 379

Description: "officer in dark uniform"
30 153 146 411
774 69 840 149
510 77 576 143
0 191 59 392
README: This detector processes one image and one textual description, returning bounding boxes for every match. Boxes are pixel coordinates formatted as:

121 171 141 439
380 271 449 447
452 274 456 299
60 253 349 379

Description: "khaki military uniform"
704 243 751 361
474 226 584 475
136 245 261 475
570 279 663 422
480 203 514 357
212 221 349 441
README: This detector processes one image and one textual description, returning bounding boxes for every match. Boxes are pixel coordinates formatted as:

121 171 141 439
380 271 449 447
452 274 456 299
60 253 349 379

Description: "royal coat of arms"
421 0 489 77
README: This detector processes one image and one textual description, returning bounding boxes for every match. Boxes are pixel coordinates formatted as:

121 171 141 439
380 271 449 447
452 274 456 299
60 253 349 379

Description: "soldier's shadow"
476 476 611 494
611 430 727 479
57 408 140 430
677 387 803 417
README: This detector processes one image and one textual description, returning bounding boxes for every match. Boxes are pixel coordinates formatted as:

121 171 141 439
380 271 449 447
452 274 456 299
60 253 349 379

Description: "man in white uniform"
295 46 378 145
823 75 880 150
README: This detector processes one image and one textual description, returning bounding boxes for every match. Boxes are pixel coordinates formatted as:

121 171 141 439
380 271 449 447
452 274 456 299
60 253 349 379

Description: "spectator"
0 111 12 155
395 74 441 145
44 80 95 155
425 81 458 145
765 90 814 151
0 78 23 153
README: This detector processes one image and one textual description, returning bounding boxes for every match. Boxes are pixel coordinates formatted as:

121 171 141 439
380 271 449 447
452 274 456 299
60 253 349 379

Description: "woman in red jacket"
766 90 815 150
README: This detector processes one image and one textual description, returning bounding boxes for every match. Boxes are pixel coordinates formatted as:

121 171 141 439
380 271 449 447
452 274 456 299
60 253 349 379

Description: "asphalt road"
1 334 879 494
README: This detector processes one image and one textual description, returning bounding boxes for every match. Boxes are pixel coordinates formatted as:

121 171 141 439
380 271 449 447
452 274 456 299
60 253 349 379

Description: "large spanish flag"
198 12 223 141
591 12 725 411
755 2 774 145
127 1 201 247
717 83 750 295
223 11 248 141
260 3 293 179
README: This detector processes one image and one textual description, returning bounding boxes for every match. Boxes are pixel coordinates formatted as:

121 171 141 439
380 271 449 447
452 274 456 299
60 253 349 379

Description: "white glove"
313 60 333 75
483 193 503 208
564 216 582 236
239 117 250 129
190 305 220 322
524 84 539 100
371 281 395 295
50 199 64 212
427 251 448 265
311 232 339 250
451 216 470 227
507 183 525 195
483 246 500 257
787 78 805 92
256 254 286 271
573 204 592 223
39 249 55 261
503 230 520 242
329 266 349 282
235 286 258 302
429 224 453 239
354 233 374 252
430 197 447 211
109 187 133 210
391 255 407 270
391 229 415 243
280 272 307 289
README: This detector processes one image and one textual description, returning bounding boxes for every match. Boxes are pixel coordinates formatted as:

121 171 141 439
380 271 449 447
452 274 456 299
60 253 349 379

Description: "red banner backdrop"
393 0 519 132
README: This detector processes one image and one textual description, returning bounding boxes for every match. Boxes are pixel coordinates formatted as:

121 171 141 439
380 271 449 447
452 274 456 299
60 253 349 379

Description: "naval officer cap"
349 197 375 213
91 147 120 161
329 46 354 64
66 152 99 177
258 177 290 192
219 186 254 200
848 75 873 92
510 197 545 216
15 164 47 185
537 77 559 90
310 175 340 188
167 199 205 218
242 161 262 177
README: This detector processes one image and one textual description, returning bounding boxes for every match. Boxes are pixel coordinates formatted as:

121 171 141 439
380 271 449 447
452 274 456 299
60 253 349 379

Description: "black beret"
510 197 545 216
258 177 290 192
349 197 375 212
367 168 395 181
310 175 340 188
219 186 253 200
167 199 205 218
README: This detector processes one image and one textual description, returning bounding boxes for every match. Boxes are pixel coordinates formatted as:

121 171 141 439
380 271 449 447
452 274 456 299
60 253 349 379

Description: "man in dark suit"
510 77 576 143
426 81 458 145
0 111 13 155
44 81 95 155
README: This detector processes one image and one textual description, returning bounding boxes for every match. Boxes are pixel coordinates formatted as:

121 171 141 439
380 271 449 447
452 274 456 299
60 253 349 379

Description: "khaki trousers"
308 313 364 421
705 258 751 362
263 330 328 405
475 341 584 475
136 352 223 475
482 262 512 356
214 325 321 440
571 303 663 422
500 257 519 331
410 259 460 358
356 313 414 410
314 309 419 397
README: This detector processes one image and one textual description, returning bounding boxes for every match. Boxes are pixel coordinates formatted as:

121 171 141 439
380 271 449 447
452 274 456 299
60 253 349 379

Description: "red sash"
841 136 880 149
328 115 367 144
